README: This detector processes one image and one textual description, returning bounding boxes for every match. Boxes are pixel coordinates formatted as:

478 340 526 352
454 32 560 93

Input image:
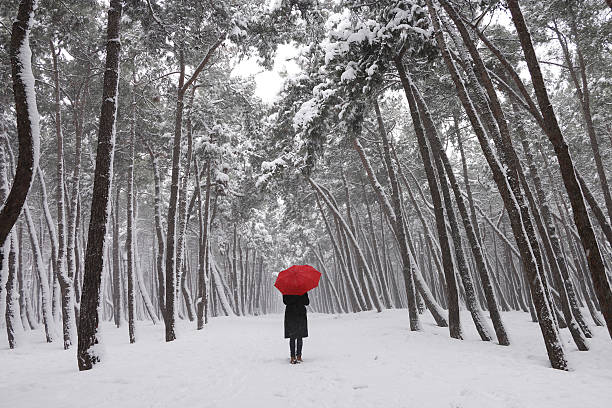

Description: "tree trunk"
428 0 567 369
554 18 612 225
77 0 123 371
5 233 18 348
24 206 55 342
413 85 508 345
176 89 196 321
315 194 361 312
411 84 494 342
507 0 612 340
370 100 420 325
146 143 166 318
0 0 40 298
310 178 383 313
395 60 461 338
66 63 86 330
126 80 136 343
17 223 35 331
50 38 76 350
514 107 592 339
164 49 186 342
111 186 122 328
197 157 211 329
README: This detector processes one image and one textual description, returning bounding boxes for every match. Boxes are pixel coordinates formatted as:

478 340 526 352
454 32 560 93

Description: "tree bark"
428 0 567 369
197 157 211 329
66 63 86 327
411 83 494 342
0 0 40 293
309 178 383 312
50 38 76 350
5 233 18 348
164 49 186 342
513 106 592 339
16 223 35 331
111 186 122 327
126 78 136 343
145 142 166 318
24 206 55 342
395 59 461 338
554 18 612 225
413 85 508 345
507 0 612 339
77 0 123 371
370 100 420 327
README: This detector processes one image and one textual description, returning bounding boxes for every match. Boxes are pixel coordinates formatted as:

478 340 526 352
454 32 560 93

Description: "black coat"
283 293 309 339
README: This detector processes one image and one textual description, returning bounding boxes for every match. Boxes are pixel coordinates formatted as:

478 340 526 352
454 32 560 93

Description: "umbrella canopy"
274 265 321 295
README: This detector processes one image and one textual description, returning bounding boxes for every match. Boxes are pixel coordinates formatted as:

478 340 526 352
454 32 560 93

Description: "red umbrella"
274 265 321 295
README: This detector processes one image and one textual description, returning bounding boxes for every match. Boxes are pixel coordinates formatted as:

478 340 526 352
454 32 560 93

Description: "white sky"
231 43 302 104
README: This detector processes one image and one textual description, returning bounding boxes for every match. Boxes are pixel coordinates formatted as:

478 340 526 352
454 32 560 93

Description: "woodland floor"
1 309 611 408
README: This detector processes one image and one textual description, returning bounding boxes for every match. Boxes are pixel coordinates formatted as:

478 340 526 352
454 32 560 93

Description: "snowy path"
1 310 611 408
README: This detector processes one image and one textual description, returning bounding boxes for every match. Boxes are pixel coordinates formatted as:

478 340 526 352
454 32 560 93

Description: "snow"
267 0 283 12
340 62 358 82
1 310 611 408
215 172 229 184
293 97 320 129
261 157 286 173
17 30 40 173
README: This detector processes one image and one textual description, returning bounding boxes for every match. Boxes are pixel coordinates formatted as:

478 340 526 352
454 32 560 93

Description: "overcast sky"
231 43 302 104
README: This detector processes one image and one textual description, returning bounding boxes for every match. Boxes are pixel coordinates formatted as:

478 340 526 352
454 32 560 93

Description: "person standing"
283 292 309 364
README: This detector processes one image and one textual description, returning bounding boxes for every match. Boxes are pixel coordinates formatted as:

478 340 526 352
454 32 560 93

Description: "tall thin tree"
77 0 123 371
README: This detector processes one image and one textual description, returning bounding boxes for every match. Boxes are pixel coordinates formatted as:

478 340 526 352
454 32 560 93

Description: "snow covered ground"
1 310 611 408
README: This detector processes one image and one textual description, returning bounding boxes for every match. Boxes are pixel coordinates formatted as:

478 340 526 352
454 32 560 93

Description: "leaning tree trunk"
309 178 383 313
554 18 612 225
409 84 493 342
355 137 448 325
513 106 592 339
24 205 55 343
412 85 508 345
507 0 612 339
395 59 462 339
0 0 40 290
77 0 123 371
315 194 362 312
370 100 420 328
428 0 567 370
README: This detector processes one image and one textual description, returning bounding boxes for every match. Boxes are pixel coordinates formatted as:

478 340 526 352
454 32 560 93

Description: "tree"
77 0 123 371
507 0 612 339
0 0 40 291
428 0 567 369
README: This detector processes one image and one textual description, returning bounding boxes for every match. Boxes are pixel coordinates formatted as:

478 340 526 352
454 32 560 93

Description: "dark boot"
290 356 297 364
296 355 303 363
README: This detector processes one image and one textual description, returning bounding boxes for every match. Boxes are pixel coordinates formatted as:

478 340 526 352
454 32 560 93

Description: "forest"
1 0 612 406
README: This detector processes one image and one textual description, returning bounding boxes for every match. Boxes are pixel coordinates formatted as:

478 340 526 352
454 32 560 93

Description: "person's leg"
290 337 296 358
296 337 303 360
